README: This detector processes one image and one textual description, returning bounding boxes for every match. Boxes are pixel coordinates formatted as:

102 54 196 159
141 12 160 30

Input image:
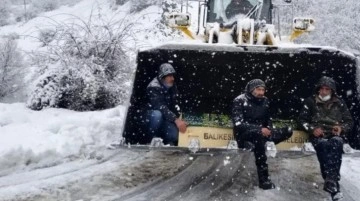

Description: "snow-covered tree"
27 12 134 111
0 37 25 99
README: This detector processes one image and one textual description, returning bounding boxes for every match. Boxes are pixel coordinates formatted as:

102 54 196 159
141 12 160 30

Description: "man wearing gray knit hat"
232 79 293 190
146 63 187 146
245 79 266 93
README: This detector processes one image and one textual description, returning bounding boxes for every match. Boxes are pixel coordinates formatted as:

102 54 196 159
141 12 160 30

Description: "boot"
258 167 275 190
324 179 338 194
331 192 344 201
259 179 275 190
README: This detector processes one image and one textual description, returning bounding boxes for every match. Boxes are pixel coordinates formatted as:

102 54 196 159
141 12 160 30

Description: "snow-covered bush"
38 28 57 46
0 0 11 26
130 0 161 13
115 0 129 6
20 7 39 22
9 2 40 23
32 0 59 12
17 0 59 22
0 36 25 100
27 73 61 110
27 12 134 111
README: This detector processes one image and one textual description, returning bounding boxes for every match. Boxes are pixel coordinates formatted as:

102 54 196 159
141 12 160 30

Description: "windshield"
207 0 261 23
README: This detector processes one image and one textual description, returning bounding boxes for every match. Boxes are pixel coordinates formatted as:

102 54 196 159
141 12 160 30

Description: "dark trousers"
312 136 343 184
234 127 292 182
148 110 179 145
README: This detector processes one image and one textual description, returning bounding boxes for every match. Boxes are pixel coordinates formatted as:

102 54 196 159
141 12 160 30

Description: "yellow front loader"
121 0 360 152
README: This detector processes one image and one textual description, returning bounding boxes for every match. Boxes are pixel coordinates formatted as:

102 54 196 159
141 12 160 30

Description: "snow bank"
0 103 126 174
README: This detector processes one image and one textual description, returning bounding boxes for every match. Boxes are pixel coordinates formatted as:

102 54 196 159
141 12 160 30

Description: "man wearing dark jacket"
299 76 353 201
146 63 187 146
232 79 293 190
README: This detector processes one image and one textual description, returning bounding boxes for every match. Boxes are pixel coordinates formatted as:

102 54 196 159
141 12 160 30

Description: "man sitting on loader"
231 79 293 190
146 63 187 146
299 76 353 201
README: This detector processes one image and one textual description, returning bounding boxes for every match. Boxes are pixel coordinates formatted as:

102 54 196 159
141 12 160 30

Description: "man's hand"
175 119 187 133
261 127 271 137
332 125 342 135
313 127 324 137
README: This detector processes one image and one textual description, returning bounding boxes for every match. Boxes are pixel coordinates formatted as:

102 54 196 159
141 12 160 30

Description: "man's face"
251 86 265 98
163 74 175 87
319 85 332 97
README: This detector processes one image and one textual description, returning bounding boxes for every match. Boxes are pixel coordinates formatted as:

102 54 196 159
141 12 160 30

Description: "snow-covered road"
1 149 359 201
0 148 190 201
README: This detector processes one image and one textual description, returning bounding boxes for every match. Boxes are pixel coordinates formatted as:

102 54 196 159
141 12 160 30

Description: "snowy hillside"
0 0 182 107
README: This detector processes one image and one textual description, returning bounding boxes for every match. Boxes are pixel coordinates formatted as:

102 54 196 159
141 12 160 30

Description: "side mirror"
165 13 191 28
292 17 315 32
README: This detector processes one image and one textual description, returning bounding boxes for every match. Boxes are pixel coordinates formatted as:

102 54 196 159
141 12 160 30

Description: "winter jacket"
232 92 272 134
299 95 353 139
146 77 180 122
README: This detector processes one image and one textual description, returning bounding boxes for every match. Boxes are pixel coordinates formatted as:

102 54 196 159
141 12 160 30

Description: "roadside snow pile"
0 103 125 175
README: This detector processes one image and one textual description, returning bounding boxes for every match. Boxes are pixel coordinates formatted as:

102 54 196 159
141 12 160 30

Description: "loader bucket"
123 43 360 149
